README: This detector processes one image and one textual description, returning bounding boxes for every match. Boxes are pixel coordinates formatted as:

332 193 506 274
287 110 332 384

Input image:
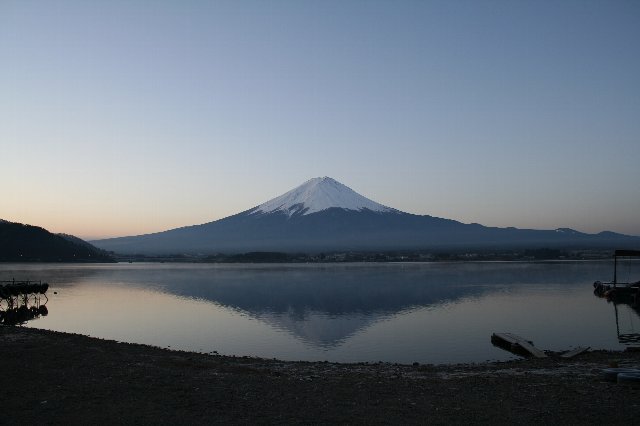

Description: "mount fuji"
93 177 638 254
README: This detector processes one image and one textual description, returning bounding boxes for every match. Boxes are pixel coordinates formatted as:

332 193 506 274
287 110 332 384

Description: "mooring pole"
614 302 620 340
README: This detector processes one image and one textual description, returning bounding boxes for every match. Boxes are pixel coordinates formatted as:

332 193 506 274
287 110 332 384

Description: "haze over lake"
3 261 639 364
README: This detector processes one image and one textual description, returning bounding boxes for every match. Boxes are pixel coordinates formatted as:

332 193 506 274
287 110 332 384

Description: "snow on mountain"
252 177 395 217
554 228 582 235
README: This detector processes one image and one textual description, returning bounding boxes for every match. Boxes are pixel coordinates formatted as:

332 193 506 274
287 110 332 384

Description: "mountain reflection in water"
158 265 493 347
3 261 638 364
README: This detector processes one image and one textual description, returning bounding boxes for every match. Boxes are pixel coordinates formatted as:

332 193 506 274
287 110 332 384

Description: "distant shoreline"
110 248 617 263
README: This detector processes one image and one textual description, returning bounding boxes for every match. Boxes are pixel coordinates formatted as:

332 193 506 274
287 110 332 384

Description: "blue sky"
1 1 639 239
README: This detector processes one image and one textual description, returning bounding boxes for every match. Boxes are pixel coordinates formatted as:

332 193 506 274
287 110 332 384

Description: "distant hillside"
0 220 113 262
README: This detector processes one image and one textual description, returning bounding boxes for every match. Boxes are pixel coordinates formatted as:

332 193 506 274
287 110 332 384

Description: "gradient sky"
1 0 639 239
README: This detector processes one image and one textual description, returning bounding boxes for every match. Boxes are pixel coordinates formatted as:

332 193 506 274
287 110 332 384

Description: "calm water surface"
2 261 639 364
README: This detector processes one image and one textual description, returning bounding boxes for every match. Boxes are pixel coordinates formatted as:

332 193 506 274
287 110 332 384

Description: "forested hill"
0 220 113 262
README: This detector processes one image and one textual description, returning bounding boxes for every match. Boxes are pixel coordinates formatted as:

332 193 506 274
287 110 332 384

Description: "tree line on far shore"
0 220 114 262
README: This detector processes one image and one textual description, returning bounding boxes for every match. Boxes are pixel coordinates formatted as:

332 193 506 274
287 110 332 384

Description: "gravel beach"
1 326 638 425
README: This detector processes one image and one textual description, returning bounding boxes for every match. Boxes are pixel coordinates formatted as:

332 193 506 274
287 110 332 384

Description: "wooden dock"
560 346 590 358
491 332 547 358
0 280 49 326
0 280 49 297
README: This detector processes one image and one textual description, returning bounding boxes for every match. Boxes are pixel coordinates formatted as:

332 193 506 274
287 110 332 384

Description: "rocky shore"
1 326 638 425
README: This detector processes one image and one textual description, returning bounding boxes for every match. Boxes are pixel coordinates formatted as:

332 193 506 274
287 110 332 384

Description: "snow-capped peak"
252 177 395 217
554 228 581 234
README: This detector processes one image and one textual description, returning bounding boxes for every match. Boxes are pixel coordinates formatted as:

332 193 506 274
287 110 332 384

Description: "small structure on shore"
592 250 640 348
559 346 590 358
491 332 547 358
0 280 49 325
593 250 640 302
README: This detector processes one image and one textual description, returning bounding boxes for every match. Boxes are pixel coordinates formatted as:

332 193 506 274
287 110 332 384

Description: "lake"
1 261 639 364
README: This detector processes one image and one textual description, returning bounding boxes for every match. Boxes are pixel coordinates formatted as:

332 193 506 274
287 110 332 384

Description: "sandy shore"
1 326 638 425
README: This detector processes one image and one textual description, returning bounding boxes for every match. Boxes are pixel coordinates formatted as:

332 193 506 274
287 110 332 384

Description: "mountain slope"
0 220 114 262
92 177 640 254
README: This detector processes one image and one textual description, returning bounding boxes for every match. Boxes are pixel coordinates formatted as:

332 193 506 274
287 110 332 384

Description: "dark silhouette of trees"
0 220 113 262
